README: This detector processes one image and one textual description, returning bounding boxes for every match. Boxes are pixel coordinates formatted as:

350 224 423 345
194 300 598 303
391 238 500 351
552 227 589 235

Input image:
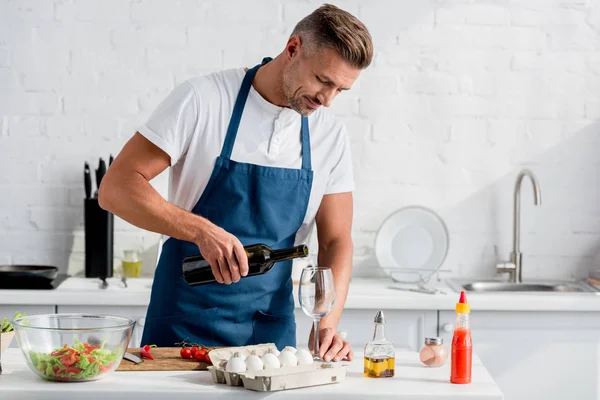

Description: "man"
99 4 373 363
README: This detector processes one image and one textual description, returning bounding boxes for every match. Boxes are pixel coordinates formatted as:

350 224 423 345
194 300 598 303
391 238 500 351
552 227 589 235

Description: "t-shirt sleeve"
138 80 199 166
324 122 355 194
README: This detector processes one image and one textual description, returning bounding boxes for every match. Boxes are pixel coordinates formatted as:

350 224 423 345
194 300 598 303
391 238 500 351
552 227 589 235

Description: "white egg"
296 349 314 365
261 352 281 369
282 346 297 354
278 350 298 367
226 352 246 373
245 352 264 372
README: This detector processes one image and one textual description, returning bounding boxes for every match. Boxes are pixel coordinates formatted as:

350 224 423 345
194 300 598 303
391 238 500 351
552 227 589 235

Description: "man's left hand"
309 326 353 362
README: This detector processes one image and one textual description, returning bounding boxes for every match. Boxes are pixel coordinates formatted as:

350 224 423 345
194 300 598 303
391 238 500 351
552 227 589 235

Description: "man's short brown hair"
291 3 373 69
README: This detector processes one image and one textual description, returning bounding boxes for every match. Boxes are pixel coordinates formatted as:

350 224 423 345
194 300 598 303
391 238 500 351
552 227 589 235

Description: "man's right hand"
195 222 249 284
98 133 249 284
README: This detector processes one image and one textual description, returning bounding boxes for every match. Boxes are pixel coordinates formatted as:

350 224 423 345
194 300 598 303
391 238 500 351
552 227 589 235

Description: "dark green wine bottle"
182 244 309 286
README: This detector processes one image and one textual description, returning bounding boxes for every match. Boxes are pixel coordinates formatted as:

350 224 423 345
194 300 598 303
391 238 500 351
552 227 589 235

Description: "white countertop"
0 349 503 400
2 276 600 312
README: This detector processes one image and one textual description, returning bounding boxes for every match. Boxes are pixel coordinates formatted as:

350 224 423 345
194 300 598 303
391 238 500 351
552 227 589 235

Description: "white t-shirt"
138 67 354 245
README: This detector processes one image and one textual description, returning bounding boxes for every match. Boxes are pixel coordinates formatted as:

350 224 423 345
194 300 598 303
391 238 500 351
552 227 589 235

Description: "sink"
446 279 600 293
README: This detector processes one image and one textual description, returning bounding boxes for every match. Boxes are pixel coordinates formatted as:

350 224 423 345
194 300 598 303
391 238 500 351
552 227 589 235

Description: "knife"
123 352 143 364
95 158 106 197
84 162 92 199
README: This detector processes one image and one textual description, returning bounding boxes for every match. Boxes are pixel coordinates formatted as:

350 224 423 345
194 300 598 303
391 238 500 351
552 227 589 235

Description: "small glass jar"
419 337 448 367
121 249 142 278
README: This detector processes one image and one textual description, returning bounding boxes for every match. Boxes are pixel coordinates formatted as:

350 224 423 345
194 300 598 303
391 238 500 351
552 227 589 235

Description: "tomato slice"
52 348 74 356
98 363 114 374
65 367 82 374
60 353 78 367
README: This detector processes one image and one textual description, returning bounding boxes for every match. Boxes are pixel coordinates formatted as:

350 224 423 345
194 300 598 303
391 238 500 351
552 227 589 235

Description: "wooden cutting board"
117 347 212 371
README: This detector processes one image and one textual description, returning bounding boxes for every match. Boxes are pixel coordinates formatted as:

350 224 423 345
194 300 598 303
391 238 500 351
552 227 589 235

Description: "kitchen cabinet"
438 310 600 400
0 305 56 348
56 306 148 348
295 309 437 351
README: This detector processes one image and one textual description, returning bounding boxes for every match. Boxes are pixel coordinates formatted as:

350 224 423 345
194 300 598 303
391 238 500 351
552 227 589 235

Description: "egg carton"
207 342 278 366
208 361 348 392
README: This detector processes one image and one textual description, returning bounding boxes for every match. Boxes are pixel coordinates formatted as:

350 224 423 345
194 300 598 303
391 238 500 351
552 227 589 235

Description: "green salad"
1 312 26 333
29 338 121 381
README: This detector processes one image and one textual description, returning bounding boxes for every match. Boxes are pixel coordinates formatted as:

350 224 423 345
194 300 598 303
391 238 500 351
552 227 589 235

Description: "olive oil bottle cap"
374 310 385 323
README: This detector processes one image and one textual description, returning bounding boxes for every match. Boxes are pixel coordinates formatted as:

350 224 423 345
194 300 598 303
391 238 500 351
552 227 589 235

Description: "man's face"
282 42 361 116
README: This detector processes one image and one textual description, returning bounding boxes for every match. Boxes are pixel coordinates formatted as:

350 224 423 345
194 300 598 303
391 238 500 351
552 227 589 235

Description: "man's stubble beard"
281 63 310 116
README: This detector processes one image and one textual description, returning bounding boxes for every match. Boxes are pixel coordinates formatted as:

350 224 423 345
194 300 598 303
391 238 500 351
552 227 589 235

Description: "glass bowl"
12 313 135 382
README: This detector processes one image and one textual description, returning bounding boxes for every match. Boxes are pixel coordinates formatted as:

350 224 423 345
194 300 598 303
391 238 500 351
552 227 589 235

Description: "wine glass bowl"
298 266 336 360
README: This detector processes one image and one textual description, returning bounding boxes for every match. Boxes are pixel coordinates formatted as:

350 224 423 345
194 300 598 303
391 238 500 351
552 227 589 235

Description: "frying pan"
0 265 58 281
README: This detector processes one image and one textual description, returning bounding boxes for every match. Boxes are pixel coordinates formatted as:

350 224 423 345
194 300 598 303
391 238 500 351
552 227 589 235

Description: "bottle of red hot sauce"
451 290 472 384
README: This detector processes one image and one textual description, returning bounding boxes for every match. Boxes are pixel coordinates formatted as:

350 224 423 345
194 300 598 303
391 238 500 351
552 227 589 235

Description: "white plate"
375 206 449 284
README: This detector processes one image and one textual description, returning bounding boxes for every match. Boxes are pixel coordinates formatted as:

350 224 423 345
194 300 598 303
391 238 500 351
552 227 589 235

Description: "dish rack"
207 343 348 392
375 205 451 285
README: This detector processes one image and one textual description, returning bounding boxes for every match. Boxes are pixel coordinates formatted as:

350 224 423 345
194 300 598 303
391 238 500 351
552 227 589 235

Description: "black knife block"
84 198 114 279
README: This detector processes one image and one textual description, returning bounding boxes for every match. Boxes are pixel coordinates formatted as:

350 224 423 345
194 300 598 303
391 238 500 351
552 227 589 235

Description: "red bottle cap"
456 290 470 313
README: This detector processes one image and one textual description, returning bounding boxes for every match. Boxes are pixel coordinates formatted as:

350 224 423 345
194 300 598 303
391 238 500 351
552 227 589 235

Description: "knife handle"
84 162 92 199
96 158 107 193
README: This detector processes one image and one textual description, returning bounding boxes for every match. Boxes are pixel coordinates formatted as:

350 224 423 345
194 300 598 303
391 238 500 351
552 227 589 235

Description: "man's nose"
316 89 336 107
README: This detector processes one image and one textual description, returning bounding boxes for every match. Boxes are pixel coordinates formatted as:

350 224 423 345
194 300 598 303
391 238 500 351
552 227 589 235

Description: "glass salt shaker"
419 337 448 367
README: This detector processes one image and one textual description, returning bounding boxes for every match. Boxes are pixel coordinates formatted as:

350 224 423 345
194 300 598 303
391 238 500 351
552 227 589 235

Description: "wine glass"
298 266 336 360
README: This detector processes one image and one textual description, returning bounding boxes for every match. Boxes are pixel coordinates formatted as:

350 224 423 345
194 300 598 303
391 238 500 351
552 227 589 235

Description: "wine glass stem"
313 318 321 359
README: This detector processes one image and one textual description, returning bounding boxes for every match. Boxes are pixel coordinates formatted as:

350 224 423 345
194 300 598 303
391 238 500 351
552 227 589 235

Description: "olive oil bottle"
364 311 395 378
183 243 308 286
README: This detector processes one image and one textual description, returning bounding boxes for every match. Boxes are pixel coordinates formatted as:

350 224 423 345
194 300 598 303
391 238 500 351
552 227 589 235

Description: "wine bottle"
182 244 309 286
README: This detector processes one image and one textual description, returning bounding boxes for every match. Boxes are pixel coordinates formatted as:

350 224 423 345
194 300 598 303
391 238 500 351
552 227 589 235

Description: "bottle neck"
454 312 470 330
372 322 386 341
271 245 308 262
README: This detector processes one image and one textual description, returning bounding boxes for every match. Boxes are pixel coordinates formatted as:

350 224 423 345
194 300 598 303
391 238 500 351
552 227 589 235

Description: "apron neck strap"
220 57 312 171
300 116 311 170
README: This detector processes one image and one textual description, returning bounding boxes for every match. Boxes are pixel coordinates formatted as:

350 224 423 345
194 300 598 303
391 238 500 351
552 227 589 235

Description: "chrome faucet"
499 169 542 283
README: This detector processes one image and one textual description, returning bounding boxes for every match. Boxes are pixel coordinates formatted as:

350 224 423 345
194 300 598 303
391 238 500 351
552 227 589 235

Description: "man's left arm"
310 191 354 362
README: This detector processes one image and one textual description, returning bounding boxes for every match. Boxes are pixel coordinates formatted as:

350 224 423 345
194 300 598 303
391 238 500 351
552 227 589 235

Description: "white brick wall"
1 0 599 282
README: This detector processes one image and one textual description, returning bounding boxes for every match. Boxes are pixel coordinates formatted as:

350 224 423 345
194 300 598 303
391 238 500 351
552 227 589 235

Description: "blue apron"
141 58 313 349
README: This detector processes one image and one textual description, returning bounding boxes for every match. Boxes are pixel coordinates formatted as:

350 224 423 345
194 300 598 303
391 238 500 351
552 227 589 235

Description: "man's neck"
251 56 288 108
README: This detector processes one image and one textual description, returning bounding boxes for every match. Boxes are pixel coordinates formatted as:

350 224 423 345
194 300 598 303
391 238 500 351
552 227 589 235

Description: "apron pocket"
145 307 219 346
252 310 296 349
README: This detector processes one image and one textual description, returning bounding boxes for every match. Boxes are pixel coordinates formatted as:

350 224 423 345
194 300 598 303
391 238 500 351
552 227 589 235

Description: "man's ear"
285 35 302 61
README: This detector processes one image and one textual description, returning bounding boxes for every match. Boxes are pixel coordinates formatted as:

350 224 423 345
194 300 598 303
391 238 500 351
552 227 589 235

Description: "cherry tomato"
180 347 192 359
190 346 199 358
194 347 208 362
203 348 212 364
